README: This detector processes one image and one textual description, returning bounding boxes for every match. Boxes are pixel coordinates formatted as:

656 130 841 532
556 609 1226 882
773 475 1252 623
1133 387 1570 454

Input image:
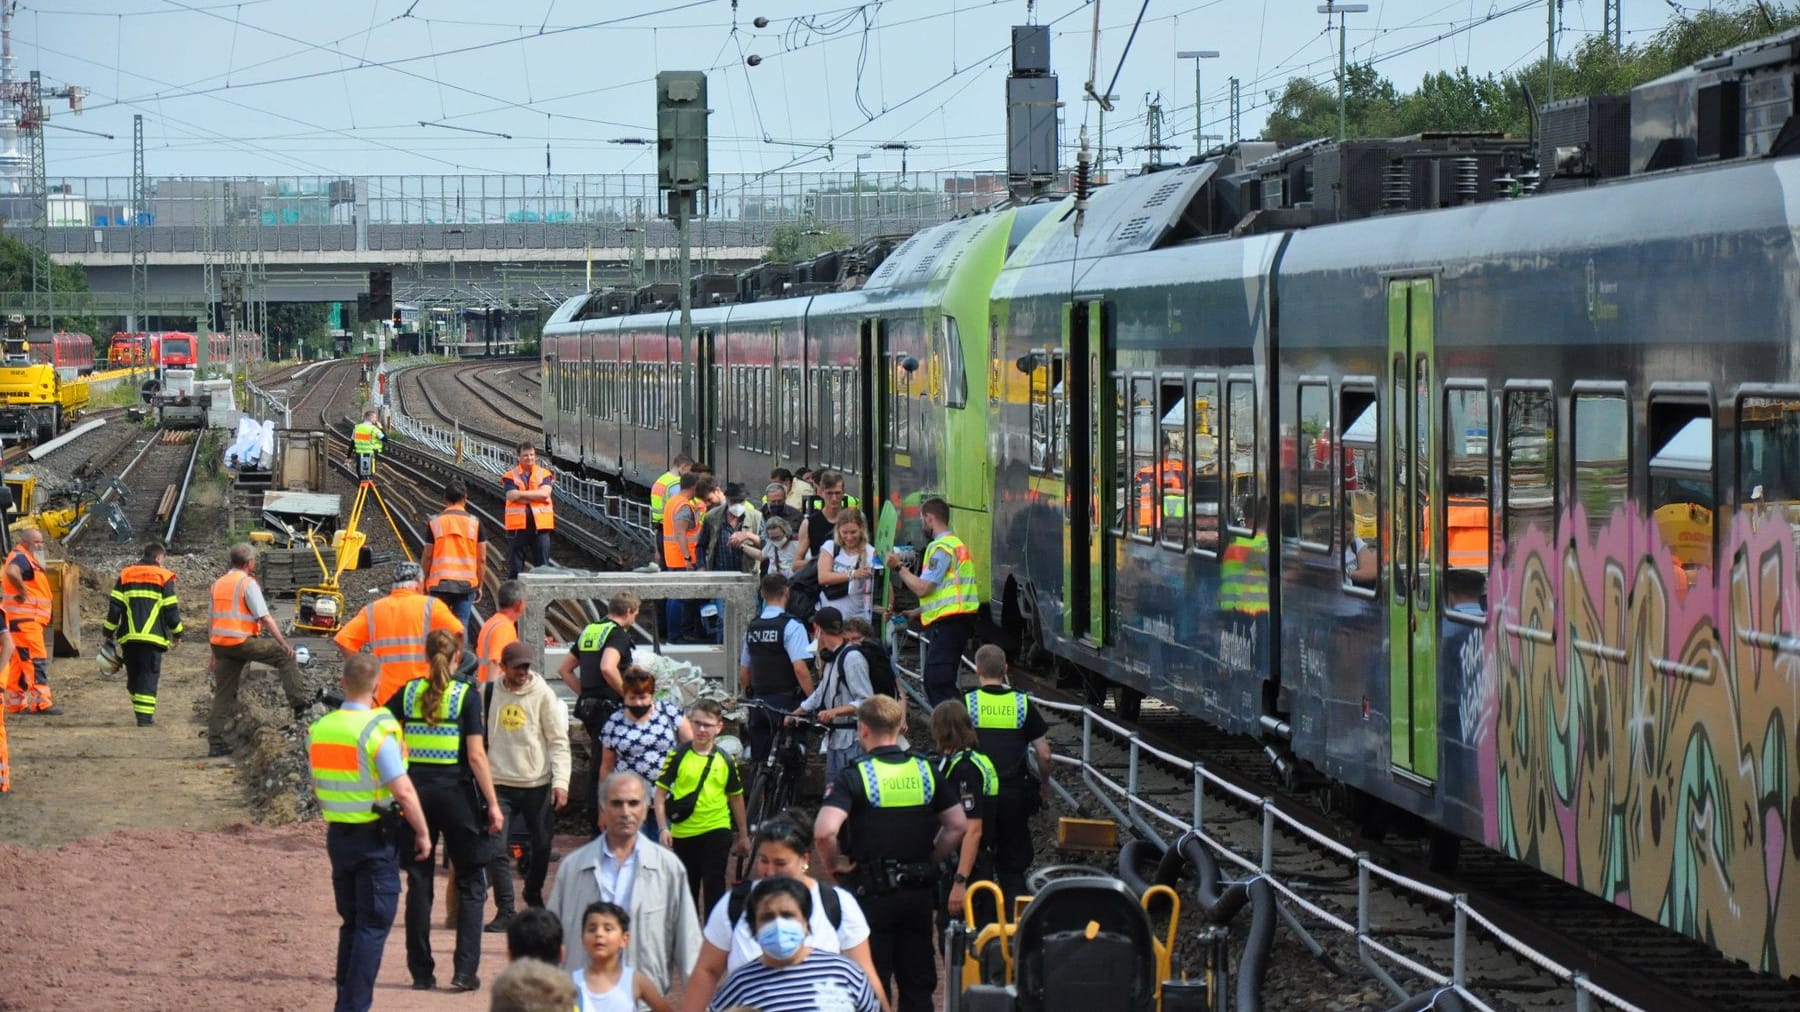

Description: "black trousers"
399 772 491 983
990 788 1041 904
123 642 164 718
861 884 939 1012
922 614 976 707
488 783 553 915
671 827 735 915
507 530 551 578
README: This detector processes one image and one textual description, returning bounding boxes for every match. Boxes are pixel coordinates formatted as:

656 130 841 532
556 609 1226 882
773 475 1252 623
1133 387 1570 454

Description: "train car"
107 332 154 367
27 332 95 376
204 331 266 369
542 32 1800 977
159 332 198 369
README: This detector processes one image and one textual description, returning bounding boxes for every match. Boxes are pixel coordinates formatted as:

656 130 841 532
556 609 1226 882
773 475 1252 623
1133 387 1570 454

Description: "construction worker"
352 407 385 479
309 652 431 1012
3 527 59 715
422 478 486 639
103 541 184 727
887 497 980 708
0 615 13 793
474 579 526 685
209 543 309 757
659 472 701 640
502 442 555 578
334 560 465 706
650 453 694 526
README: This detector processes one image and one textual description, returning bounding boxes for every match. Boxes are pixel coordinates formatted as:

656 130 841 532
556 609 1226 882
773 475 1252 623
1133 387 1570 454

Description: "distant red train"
27 332 95 374
106 331 263 369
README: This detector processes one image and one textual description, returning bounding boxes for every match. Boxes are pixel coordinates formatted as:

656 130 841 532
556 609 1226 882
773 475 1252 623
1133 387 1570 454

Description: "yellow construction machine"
0 315 88 445
0 475 101 658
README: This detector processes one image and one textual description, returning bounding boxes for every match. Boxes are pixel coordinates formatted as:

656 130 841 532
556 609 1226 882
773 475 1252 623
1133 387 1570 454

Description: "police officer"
557 591 635 833
384 628 504 993
929 698 999 933
887 496 980 707
310 653 430 1012
352 408 385 479
815 695 966 1012
737 573 813 763
103 541 184 726
965 644 1051 906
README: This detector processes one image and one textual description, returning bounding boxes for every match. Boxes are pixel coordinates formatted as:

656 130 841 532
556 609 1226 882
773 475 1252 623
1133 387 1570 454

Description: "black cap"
725 481 747 503
812 606 844 634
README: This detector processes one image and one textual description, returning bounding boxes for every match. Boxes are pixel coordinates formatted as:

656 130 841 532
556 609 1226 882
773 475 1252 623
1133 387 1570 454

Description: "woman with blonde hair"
816 507 882 623
385 627 506 992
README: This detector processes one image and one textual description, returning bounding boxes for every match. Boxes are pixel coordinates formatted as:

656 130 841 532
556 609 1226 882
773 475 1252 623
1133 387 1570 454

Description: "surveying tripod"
349 452 414 565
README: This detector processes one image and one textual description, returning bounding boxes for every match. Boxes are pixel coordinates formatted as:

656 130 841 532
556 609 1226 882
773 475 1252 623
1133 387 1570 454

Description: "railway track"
397 359 539 448
64 426 205 547
980 667 1800 1012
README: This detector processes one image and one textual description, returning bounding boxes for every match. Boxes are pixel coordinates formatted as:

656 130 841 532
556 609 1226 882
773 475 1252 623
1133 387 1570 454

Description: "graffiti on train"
1485 505 1800 976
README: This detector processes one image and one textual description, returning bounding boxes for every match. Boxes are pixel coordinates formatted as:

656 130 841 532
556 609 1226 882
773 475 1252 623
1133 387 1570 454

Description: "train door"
859 319 885 513
1385 278 1439 782
694 327 717 466
1063 300 1113 644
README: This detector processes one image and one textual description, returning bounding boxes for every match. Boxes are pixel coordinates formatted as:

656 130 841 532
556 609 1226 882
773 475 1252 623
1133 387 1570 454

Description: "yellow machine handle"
1140 883 1182 1001
960 879 1014 989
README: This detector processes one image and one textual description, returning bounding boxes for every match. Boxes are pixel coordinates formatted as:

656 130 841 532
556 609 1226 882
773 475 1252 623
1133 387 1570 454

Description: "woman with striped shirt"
709 877 879 1012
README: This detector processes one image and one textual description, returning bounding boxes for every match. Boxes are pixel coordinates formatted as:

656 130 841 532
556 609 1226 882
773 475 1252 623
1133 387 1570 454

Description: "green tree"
0 233 96 334
1265 63 1402 144
764 217 850 262
265 302 331 358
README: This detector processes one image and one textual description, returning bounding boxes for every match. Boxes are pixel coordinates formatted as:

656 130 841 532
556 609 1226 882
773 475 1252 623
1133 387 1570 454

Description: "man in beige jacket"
484 640 572 932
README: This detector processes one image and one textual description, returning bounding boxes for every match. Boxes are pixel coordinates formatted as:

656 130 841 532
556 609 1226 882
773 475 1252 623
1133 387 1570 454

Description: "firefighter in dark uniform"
815 694 967 1012
965 644 1051 908
384 628 504 993
103 541 184 726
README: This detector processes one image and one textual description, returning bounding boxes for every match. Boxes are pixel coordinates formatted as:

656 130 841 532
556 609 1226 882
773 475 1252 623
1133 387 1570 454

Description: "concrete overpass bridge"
19 170 1009 307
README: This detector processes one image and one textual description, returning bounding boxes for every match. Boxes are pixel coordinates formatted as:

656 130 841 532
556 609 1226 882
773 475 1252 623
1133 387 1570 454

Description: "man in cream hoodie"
484 640 572 931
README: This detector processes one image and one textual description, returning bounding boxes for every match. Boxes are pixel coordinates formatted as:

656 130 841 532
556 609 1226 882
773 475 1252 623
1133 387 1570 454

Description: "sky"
22 0 1689 182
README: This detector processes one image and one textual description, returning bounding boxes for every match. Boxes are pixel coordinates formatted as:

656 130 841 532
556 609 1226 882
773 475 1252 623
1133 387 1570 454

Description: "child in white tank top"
574 901 671 1012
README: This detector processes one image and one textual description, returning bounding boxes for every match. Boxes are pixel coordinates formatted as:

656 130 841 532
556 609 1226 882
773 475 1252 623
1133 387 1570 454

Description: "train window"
1340 387 1377 592
1159 378 1187 550
1028 351 1050 474
784 366 803 456
1739 395 1800 554
1111 374 1128 537
1226 379 1257 533
943 316 968 410
1573 391 1630 538
1190 377 1221 555
1050 353 1066 478
1296 383 1332 550
1129 376 1156 542
1648 398 1714 588
1443 385 1491 619
1503 387 1556 555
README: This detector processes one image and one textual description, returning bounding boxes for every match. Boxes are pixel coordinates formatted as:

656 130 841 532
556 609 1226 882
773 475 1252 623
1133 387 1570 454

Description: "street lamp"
1316 2 1369 140
1175 50 1220 159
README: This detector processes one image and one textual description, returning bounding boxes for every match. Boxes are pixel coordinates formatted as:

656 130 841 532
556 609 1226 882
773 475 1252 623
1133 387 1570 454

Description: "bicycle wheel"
744 766 776 828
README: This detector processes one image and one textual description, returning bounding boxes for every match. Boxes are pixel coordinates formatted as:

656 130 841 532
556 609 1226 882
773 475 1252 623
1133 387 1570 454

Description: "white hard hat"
97 639 123 675
294 645 312 666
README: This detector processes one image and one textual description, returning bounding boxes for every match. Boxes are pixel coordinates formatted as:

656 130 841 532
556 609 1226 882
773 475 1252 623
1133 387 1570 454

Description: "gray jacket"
547 831 701 990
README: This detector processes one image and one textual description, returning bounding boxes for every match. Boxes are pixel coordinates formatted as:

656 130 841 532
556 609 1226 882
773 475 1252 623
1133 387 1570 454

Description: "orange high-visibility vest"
3 547 51 629
335 589 462 705
502 464 556 532
661 491 699 570
426 508 482 593
475 612 517 684
208 569 261 646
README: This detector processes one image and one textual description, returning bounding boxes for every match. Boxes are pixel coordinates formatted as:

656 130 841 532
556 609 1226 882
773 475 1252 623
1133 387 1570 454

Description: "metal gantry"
130 113 146 330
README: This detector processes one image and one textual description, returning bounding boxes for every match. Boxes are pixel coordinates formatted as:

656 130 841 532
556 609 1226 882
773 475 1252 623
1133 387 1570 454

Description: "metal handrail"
884 623 1637 1012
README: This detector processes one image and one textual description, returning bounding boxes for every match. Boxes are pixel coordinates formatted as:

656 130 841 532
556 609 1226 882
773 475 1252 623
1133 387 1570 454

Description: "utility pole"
1603 0 1621 49
1134 94 1178 171
1546 0 1559 102
1317 2 1369 141
130 114 146 333
656 70 709 456
1229 77 1241 144
1176 49 1219 159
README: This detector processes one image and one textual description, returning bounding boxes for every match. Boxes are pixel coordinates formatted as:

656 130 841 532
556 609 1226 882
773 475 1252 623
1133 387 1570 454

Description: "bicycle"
735 699 835 833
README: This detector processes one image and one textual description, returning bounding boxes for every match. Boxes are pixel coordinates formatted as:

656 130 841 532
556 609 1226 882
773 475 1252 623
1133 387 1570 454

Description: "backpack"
727 878 843 931
853 641 897 699
785 559 821 624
